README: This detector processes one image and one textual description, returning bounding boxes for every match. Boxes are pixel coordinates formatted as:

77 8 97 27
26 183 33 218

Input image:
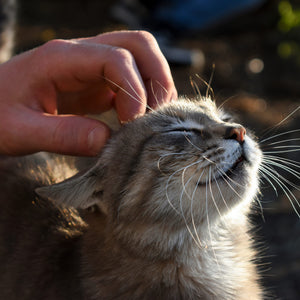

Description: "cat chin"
243 136 262 167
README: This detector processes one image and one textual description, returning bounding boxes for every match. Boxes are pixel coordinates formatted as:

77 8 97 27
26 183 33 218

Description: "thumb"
17 112 110 156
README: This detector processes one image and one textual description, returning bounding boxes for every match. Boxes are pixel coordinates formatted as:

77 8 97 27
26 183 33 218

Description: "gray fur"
0 98 263 299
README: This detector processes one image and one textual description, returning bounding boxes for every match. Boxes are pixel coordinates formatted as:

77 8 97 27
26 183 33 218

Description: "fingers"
76 30 178 107
34 39 148 122
33 30 177 121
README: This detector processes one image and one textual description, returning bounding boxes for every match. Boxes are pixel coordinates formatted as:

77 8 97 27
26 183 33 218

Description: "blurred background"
13 0 300 298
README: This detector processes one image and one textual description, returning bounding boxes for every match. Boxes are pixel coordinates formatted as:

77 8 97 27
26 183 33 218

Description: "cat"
0 97 264 299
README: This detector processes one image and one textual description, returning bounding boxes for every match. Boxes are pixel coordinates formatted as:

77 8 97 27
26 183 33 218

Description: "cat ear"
35 165 105 209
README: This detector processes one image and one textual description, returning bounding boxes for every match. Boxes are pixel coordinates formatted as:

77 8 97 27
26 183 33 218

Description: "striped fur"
0 98 263 299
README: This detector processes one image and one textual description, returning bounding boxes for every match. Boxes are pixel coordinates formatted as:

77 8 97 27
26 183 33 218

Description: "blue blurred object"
154 0 264 30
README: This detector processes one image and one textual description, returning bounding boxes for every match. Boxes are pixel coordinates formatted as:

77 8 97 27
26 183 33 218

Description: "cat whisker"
262 154 300 169
259 129 300 144
262 138 300 146
254 194 265 222
165 159 205 215
212 172 237 236
263 145 300 150
259 165 300 217
190 170 205 248
258 169 279 196
215 169 244 200
202 156 244 189
263 149 300 154
208 168 223 219
184 134 204 152
191 154 242 189
261 162 300 191
262 157 300 181
157 152 186 173
179 167 203 249
214 174 230 212
206 167 221 271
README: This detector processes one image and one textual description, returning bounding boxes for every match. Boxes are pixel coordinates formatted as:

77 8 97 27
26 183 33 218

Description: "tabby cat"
0 98 263 299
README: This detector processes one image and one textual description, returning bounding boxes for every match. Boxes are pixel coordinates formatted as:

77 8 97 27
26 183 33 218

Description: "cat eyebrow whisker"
195 73 215 100
259 105 300 140
272 105 299 128
149 79 162 111
217 95 237 111
154 79 168 95
189 77 202 99
152 79 171 111
103 76 155 113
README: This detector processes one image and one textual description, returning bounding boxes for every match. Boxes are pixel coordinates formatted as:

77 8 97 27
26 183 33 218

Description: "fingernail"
88 125 110 155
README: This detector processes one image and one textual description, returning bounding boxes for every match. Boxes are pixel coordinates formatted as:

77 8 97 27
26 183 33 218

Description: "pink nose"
229 127 246 143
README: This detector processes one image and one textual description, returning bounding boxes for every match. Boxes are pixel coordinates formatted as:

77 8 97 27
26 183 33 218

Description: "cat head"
36 98 262 228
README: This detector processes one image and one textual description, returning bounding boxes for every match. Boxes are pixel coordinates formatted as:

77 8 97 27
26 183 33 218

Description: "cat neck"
80 211 260 299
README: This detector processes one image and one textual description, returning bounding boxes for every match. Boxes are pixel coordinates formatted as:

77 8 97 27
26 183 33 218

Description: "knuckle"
34 39 70 60
110 47 134 64
132 30 157 46
32 39 75 75
38 39 65 53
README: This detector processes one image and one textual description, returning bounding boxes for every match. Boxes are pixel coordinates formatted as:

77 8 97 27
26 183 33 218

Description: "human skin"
0 30 177 156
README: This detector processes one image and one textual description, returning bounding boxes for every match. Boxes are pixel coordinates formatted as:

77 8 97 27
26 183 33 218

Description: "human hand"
0 30 177 156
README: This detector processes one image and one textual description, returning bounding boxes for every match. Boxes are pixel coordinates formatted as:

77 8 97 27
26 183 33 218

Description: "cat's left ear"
35 164 105 209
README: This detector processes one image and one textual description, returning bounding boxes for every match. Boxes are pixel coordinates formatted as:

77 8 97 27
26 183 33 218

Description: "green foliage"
278 0 300 32
277 1 300 64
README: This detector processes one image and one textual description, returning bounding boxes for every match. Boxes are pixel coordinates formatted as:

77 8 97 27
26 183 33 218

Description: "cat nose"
227 126 246 143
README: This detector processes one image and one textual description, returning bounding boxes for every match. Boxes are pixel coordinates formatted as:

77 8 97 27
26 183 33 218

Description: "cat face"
36 98 262 228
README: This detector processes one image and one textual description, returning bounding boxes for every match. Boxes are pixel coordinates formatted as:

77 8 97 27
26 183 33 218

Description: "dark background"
15 0 300 299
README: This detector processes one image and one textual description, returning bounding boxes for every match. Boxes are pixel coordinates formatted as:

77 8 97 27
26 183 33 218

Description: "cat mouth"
197 155 247 187
225 155 246 177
